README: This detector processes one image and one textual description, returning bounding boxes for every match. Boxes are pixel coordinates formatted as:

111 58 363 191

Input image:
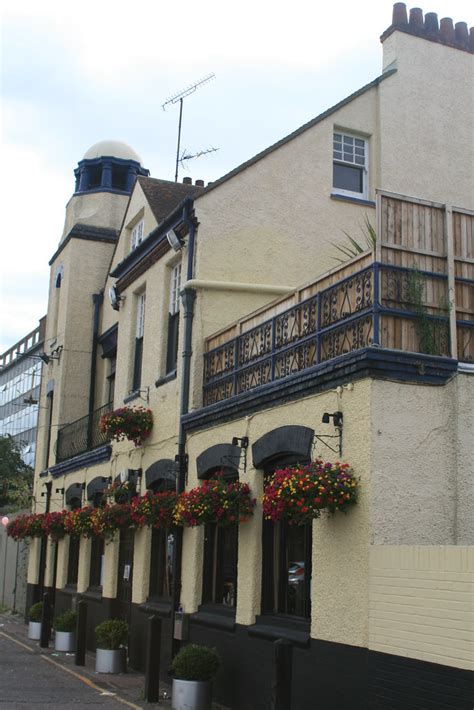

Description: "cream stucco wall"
380 32 474 208
369 545 473 671
371 374 474 546
61 191 129 242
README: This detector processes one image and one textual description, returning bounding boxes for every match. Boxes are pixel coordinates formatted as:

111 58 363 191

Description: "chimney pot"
470 27 474 53
183 177 192 184
195 179 205 187
439 17 455 43
392 3 408 26
424 12 439 34
454 21 469 45
409 7 424 28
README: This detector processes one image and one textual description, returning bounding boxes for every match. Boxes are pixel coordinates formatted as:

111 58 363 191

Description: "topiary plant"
54 609 77 632
29 602 43 622
95 619 128 650
171 644 220 682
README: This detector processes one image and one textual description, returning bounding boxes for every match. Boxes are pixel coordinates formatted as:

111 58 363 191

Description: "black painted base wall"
26 585 473 709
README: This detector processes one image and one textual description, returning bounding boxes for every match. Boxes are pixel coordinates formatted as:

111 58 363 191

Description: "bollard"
39 592 52 648
144 615 162 702
75 599 88 666
271 638 293 710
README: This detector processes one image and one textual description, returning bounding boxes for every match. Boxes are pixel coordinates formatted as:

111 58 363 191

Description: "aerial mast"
162 73 216 182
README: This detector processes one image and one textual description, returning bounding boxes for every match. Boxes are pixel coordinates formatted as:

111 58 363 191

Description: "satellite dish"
166 229 184 252
109 285 121 311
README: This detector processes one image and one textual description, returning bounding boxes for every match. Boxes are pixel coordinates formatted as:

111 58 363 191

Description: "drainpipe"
171 199 197 654
87 293 103 448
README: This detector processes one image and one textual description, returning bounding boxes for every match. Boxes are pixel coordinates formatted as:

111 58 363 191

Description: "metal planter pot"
55 631 76 652
28 621 42 640
95 648 126 674
171 678 212 710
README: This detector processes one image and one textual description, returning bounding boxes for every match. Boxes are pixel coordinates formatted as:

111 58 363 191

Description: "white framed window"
136 292 146 339
169 264 181 316
132 292 146 391
166 264 181 374
333 132 368 198
131 219 144 250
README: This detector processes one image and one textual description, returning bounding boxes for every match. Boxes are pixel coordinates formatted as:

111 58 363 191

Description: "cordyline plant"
91 504 135 540
6 513 44 541
41 510 67 542
64 506 96 538
262 460 358 526
130 490 178 529
99 406 153 447
174 475 256 528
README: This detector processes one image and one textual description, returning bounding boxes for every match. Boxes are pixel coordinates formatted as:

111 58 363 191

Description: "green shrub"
95 619 128 650
54 609 77 632
29 602 43 622
172 644 220 681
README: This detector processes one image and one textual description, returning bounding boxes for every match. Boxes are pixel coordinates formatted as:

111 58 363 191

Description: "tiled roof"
137 177 203 224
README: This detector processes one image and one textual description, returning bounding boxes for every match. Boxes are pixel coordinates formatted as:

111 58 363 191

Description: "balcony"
203 193 473 406
56 402 112 463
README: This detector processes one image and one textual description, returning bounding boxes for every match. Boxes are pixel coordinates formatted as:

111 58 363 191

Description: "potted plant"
174 476 256 528
95 619 128 673
53 609 77 652
171 643 220 710
28 601 43 640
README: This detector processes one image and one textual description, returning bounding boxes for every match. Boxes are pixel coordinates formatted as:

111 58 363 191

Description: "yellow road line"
0 630 142 710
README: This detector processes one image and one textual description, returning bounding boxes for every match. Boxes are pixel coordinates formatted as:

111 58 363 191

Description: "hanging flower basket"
99 406 153 447
64 506 96 538
6 513 44 541
130 490 178 529
174 476 256 528
42 511 67 542
91 504 135 540
262 460 358 526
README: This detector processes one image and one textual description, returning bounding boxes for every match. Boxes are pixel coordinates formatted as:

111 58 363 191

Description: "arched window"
252 426 314 620
86 477 107 589
65 483 82 587
145 460 176 601
197 443 241 610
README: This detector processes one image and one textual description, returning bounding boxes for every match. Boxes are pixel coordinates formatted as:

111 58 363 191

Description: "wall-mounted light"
316 411 344 456
38 346 63 365
322 411 343 428
231 436 249 449
166 228 185 252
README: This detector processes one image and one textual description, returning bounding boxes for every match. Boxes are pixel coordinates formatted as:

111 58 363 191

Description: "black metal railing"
56 402 112 463
202 262 469 406
203 266 375 406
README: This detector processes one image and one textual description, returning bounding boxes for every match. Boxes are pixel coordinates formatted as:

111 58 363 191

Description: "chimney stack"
382 4 473 53
182 177 192 185
195 180 205 187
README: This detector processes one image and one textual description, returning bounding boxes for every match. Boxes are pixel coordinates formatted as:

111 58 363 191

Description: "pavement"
0 611 229 710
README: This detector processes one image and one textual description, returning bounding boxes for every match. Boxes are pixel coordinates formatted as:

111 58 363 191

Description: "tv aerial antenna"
162 73 216 182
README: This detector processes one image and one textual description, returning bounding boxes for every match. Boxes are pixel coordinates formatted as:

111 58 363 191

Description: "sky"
1 0 472 352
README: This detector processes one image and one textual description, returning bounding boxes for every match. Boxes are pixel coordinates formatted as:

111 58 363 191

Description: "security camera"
166 229 184 252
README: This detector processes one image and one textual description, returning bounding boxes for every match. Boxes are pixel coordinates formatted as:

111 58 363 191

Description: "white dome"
83 140 143 164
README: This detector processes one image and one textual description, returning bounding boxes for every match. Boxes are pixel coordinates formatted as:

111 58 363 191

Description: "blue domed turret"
74 140 149 195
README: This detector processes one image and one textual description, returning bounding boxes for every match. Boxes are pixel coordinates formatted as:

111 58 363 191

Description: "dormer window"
333 132 368 198
131 219 144 250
